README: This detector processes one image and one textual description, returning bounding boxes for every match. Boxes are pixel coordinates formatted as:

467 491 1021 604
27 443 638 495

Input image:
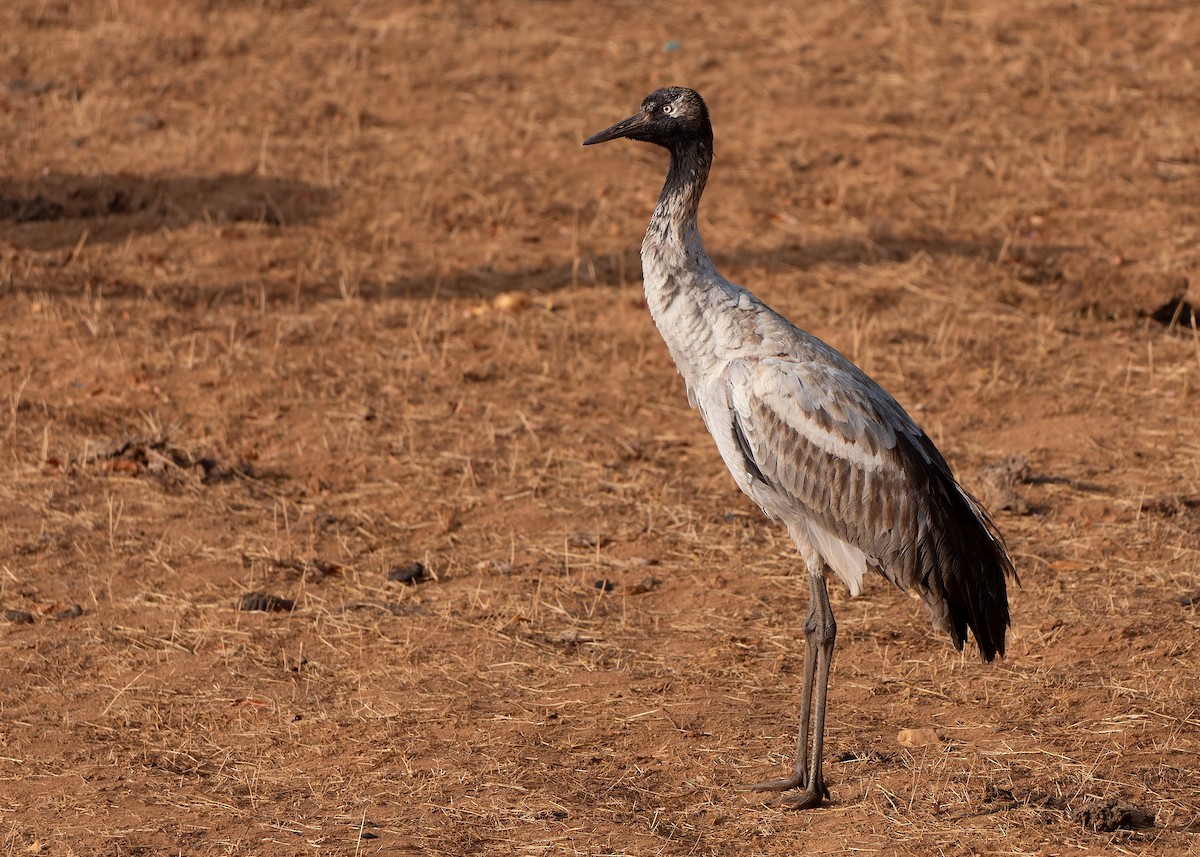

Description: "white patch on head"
660 93 686 116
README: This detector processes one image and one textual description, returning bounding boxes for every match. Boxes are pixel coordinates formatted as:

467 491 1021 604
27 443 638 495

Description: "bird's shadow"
380 232 1083 300
2 171 1081 303
298 231 1086 302
718 232 1088 279
1 172 334 250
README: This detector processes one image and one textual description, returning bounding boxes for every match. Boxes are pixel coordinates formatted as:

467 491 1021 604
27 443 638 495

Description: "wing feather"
719 354 1015 659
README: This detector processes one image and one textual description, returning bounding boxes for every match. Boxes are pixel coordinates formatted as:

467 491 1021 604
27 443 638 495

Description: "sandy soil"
2 0 1199 853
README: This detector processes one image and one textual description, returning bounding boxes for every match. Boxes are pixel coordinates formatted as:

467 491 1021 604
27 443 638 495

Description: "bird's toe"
774 786 827 811
738 772 806 793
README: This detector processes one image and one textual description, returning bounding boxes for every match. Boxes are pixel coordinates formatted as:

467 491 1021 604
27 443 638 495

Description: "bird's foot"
740 770 831 810
738 771 806 793
773 783 829 811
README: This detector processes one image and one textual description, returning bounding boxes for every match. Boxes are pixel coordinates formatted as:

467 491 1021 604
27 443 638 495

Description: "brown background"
2 0 1198 853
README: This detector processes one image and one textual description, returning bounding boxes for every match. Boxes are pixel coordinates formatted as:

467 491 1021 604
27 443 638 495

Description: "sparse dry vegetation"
2 0 1199 854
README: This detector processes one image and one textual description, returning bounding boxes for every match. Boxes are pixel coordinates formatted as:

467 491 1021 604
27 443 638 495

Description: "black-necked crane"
584 87 1016 810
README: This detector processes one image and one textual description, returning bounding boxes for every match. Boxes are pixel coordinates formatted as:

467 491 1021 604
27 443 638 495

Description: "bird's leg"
777 571 836 810
739 570 823 794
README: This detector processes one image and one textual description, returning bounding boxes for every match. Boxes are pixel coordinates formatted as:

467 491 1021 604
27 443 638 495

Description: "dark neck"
650 136 713 236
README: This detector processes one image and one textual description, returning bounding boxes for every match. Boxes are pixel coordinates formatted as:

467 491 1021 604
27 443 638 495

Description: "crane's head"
583 87 712 152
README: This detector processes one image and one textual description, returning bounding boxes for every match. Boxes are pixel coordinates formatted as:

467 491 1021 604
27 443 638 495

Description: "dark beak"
583 111 651 146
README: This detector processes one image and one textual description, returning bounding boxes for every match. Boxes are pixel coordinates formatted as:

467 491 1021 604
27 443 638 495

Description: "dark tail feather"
893 431 1017 660
930 481 1017 661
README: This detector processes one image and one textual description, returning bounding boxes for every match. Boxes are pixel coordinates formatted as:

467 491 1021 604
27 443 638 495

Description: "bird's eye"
661 103 674 115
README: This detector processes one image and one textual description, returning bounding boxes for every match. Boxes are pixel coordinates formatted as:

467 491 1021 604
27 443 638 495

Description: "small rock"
897 727 940 747
238 592 295 612
492 291 528 313
387 562 428 585
52 604 84 620
3 610 34 624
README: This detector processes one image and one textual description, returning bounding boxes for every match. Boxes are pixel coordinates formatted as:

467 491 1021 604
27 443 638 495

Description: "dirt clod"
832 749 896 764
1074 801 1156 832
387 563 428 585
626 576 662 595
134 112 165 130
0 194 64 222
977 455 1034 515
90 435 249 488
570 532 613 549
3 610 35 624
1149 296 1198 331
7 78 53 96
274 557 342 580
237 592 295 613
51 604 83 620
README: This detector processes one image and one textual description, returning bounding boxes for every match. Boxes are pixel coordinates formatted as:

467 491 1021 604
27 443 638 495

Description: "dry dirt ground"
2 1 1200 854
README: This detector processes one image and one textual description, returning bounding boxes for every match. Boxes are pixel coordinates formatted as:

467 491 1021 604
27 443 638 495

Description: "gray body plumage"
643 202 1009 654
585 86 1015 809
